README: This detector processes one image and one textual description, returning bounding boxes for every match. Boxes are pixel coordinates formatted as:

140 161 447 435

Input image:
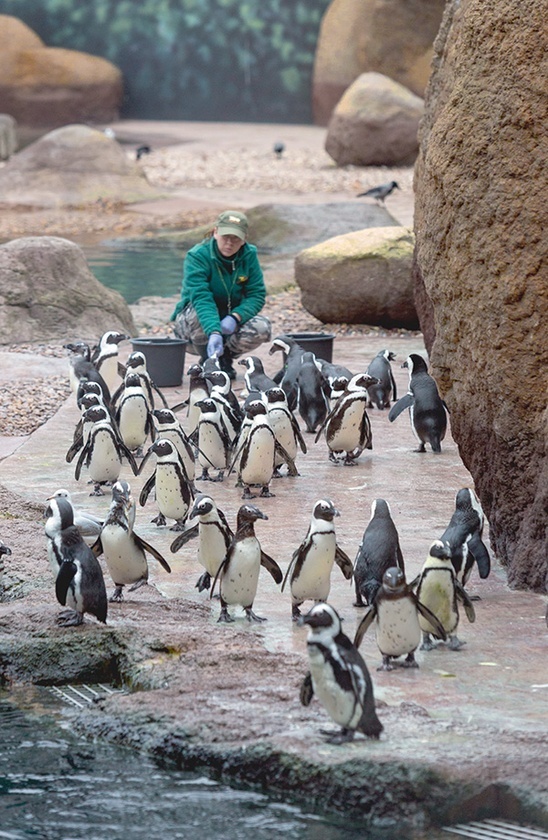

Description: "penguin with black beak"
440 487 490 588
315 373 377 465
74 405 139 495
388 354 448 453
353 499 405 607
298 602 383 744
138 438 194 529
365 349 397 409
170 493 233 593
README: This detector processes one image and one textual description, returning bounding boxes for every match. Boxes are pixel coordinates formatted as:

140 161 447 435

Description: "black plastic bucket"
286 332 335 363
131 337 187 387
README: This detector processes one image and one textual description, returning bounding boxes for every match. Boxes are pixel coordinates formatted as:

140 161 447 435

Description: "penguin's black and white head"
428 539 452 560
245 400 268 419
126 352 147 370
206 370 230 391
100 330 128 347
195 398 218 414
298 602 342 639
312 499 339 522
44 497 74 534
64 341 91 360
124 372 142 389
238 356 264 373
236 504 268 527
79 380 103 399
82 405 110 424
348 373 378 391
455 488 483 522
187 363 204 377
269 336 293 356
381 566 406 594
264 387 287 405
151 438 177 458
78 393 102 412
153 408 177 426
330 375 349 393
111 480 132 507
403 354 428 375
0 539 11 558
189 494 215 518
381 349 396 362
370 498 391 520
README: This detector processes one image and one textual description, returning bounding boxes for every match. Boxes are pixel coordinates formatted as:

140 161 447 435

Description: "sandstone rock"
0 237 135 343
413 0 548 590
295 226 418 328
0 113 17 159
0 14 122 128
0 124 163 207
313 0 445 125
325 73 424 167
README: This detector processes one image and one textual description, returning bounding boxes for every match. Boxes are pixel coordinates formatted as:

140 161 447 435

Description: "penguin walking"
317 360 354 405
50 497 108 626
90 330 128 393
170 363 211 434
211 503 282 623
353 499 405 607
66 386 120 464
388 354 448 453
74 406 139 495
152 408 196 486
115 372 155 456
414 540 476 650
282 499 353 621
229 399 295 498
264 387 307 476
170 493 233 593
268 335 304 410
298 602 383 744
354 567 447 670
139 438 194 529
47 489 103 543
93 480 171 601
440 488 490 588
295 352 331 434
113 350 168 410
239 356 279 396
206 370 244 443
193 398 232 482
365 350 397 409
315 373 377 465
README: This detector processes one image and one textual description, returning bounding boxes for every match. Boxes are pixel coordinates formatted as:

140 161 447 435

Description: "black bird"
357 180 399 203
136 144 152 160
273 141 285 159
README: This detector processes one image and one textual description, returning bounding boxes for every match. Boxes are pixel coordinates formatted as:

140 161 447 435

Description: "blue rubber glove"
207 332 224 358
220 315 238 335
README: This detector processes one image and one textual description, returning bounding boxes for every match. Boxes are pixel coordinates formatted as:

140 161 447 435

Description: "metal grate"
443 819 548 839
48 683 123 709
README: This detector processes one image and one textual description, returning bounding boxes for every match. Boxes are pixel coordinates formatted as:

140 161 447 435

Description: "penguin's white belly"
291 534 336 603
88 431 121 482
198 424 227 470
376 599 421 656
418 571 457 635
155 466 189 520
269 412 297 463
100 525 147 584
98 357 119 393
199 524 228 576
328 400 364 450
119 399 148 450
241 429 274 485
163 431 195 481
221 538 260 606
64 564 84 613
308 645 360 728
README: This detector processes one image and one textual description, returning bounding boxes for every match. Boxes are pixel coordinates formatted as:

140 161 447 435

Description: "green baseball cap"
216 210 248 240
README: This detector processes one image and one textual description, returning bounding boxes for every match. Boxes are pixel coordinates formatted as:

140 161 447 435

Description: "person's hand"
220 315 238 335
207 332 223 358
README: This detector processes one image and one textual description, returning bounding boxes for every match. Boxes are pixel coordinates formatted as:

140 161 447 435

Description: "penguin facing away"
295 351 331 434
315 373 377 465
51 497 108 626
298 602 383 744
211 504 282 623
268 335 304 410
353 499 405 607
170 493 233 593
354 566 447 670
93 480 171 602
414 539 476 650
282 499 353 621
365 349 397 409
440 488 490 587
388 354 448 453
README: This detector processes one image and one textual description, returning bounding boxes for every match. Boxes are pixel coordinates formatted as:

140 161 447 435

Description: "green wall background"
0 0 332 122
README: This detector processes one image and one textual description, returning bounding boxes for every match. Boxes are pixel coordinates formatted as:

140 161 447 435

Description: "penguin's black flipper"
170 522 199 553
300 671 314 706
415 598 447 641
169 399 188 412
353 606 376 648
55 560 77 607
388 393 414 422
118 440 140 476
260 551 283 584
74 440 91 481
408 573 421 589
210 556 229 598
313 401 336 443
66 435 84 464
133 534 172 573
90 536 103 557
281 541 309 592
139 472 156 506
335 545 354 580
468 534 491 579
455 580 476 622
151 381 169 408
390 369 398 403
273 439 297 475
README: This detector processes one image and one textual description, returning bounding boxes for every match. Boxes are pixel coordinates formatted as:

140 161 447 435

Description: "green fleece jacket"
170 237 266 337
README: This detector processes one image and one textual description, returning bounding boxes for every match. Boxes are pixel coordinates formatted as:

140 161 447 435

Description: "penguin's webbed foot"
447 635 466 651
170 519 186 531
292 603 302 622
245 608 267 623
420 633 435 651
343 454 359 466
414 444 426 453
259 486 274 498
469 594 482 601
196 469 210 481
109 586 125 602
56 609 84 627
320 727 355 744
90 483 106 496
128 578 148 593
402 652 419 668
217 608 235 623
210 471 224 483
328 451 339 464
241 486 256 500
195 572 211 592
151 512 167 526
272 466 283 478
377 657 395 671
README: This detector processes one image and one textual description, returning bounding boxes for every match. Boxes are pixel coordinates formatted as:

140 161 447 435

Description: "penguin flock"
23 328 500 745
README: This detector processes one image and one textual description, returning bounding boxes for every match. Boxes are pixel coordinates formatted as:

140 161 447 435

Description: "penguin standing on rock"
315 373 377 465
414 540 476 650
353 499 405 607
282 499 353 621
138 438 194 529
354 566 447 670
211 504 282 623
170 493 233 593
440 488 490 587
298 602 383 744
388 354 448 453
365 350 397 409
50 497 108 626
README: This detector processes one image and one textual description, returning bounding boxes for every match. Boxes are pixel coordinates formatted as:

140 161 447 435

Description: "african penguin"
365 349 397 409
90 330 128 393
315 373 377 465
170 493 233 593
414 539 476 650
295 351 331 434
205 369 243 442
354 567 447 670
170 363 211 434
193 398 232 482
388 354 448 453
138 438 194 530
268 335 304 410
353 499 405 607
239 355 278 395
113 351 168 410
264 386 307 476
47 489 103 543
298 602 383 744
211 504 282 623
74 405 139 495
282 499 353 621
440 488 490 588
115 371 155 455
152 408 196 485
64 341 112 407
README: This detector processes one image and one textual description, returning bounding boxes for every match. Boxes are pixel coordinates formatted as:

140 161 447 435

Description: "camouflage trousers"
172 303 271 357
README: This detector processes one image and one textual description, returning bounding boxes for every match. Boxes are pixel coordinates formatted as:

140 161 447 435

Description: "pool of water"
82 239 184 304
1 690 445 840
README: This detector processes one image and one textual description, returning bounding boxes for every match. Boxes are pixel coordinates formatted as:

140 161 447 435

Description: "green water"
83 240 184 304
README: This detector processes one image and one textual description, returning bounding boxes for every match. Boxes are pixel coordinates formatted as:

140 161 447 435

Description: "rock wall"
413 0 548 590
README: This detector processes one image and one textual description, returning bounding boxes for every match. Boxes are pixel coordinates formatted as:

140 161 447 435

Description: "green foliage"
0 0 331 122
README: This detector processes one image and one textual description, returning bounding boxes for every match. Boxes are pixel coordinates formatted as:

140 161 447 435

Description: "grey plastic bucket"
131 337 187 387
287 332 335 363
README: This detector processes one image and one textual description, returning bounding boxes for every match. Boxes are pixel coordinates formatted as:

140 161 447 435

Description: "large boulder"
325 73 424 167
0 15 122 128
413 0 547 590
0 237 135 343
295 226 418 328
313 0 445 125
0 124 163 207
